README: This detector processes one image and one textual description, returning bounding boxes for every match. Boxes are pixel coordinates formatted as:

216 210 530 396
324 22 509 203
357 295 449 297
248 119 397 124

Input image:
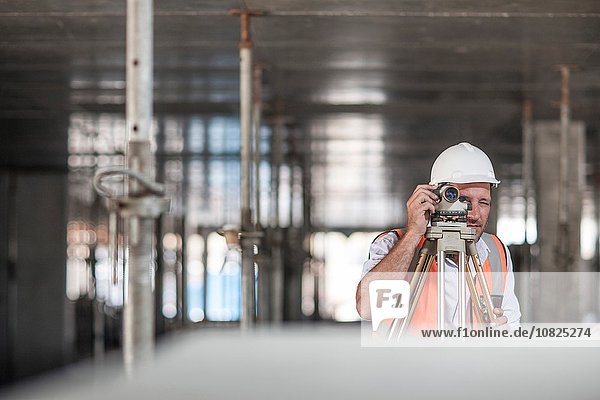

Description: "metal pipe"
253 65 263 229
270 120 284 322
240 45 253 231
522 99 534 244
557 65 571 271
252 65 270 322
302 134 312 232
288 142 295 226
124 0 154 370
437 251 445 329
12 10 600 18
270 122 283 228
240 45 255 329
458 253 466 328
233 10 259 329
558 66 570 227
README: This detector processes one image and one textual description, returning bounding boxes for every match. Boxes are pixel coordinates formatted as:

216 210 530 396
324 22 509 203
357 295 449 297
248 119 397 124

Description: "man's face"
453 182 492 241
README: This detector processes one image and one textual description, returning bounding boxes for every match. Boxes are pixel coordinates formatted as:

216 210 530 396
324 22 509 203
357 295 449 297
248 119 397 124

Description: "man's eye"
479 201 490 207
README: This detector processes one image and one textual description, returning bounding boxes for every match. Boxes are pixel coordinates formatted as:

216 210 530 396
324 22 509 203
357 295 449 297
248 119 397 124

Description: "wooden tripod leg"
467 241 497 324
384 251 427 341
409 252 427 296
409 239 436 305
385 246 429 341
388 253 435 341
464 255 486 324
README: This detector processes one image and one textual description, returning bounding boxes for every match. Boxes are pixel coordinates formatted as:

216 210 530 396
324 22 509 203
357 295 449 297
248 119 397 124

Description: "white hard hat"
429 142 500 186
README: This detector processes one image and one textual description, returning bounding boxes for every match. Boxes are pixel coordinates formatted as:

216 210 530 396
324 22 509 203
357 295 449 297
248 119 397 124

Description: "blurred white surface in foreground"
2 324 600 400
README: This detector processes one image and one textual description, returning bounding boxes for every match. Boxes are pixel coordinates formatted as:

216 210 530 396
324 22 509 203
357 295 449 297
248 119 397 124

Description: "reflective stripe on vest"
371 229 508 329
480 232 508 297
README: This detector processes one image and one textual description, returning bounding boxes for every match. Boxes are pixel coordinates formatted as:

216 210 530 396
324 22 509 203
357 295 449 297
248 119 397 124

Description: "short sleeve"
361 232 400 280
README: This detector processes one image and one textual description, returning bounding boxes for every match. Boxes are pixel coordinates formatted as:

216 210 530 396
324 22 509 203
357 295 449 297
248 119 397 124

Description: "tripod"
386 222 498 341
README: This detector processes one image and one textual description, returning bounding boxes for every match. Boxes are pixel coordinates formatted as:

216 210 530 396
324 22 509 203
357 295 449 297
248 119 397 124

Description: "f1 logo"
369 280 410 331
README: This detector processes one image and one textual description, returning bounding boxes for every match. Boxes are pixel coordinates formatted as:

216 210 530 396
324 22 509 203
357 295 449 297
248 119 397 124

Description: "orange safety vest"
371 229 508 330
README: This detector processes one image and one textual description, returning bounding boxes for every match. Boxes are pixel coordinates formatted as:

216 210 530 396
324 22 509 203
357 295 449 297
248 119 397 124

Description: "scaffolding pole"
557 65 571 270
522 99 534 244
124 0 154 369
253 65 270 322
270 118 284 322
230 10 263 329
253 65 263 229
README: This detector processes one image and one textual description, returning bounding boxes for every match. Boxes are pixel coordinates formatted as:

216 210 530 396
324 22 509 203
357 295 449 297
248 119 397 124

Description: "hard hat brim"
429 175 501 186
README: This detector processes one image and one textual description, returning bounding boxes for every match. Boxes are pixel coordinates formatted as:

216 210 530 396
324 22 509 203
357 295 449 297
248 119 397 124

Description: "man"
356 142 521 329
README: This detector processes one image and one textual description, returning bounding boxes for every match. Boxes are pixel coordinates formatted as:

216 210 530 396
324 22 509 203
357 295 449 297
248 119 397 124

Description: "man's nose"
468 204 480 221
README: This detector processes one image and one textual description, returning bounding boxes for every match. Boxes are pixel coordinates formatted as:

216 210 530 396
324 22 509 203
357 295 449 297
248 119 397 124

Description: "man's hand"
356 184 438 319
405 184 439 237
491 307 508 327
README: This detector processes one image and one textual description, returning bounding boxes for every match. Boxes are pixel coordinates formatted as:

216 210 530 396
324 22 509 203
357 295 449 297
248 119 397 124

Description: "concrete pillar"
532 120 585 322
0 172 11 383
0 94 69 383
533 121 585 272
0 172 68 380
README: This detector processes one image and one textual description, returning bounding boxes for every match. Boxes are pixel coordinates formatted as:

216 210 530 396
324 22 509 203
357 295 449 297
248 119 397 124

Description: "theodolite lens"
443 187 459 202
